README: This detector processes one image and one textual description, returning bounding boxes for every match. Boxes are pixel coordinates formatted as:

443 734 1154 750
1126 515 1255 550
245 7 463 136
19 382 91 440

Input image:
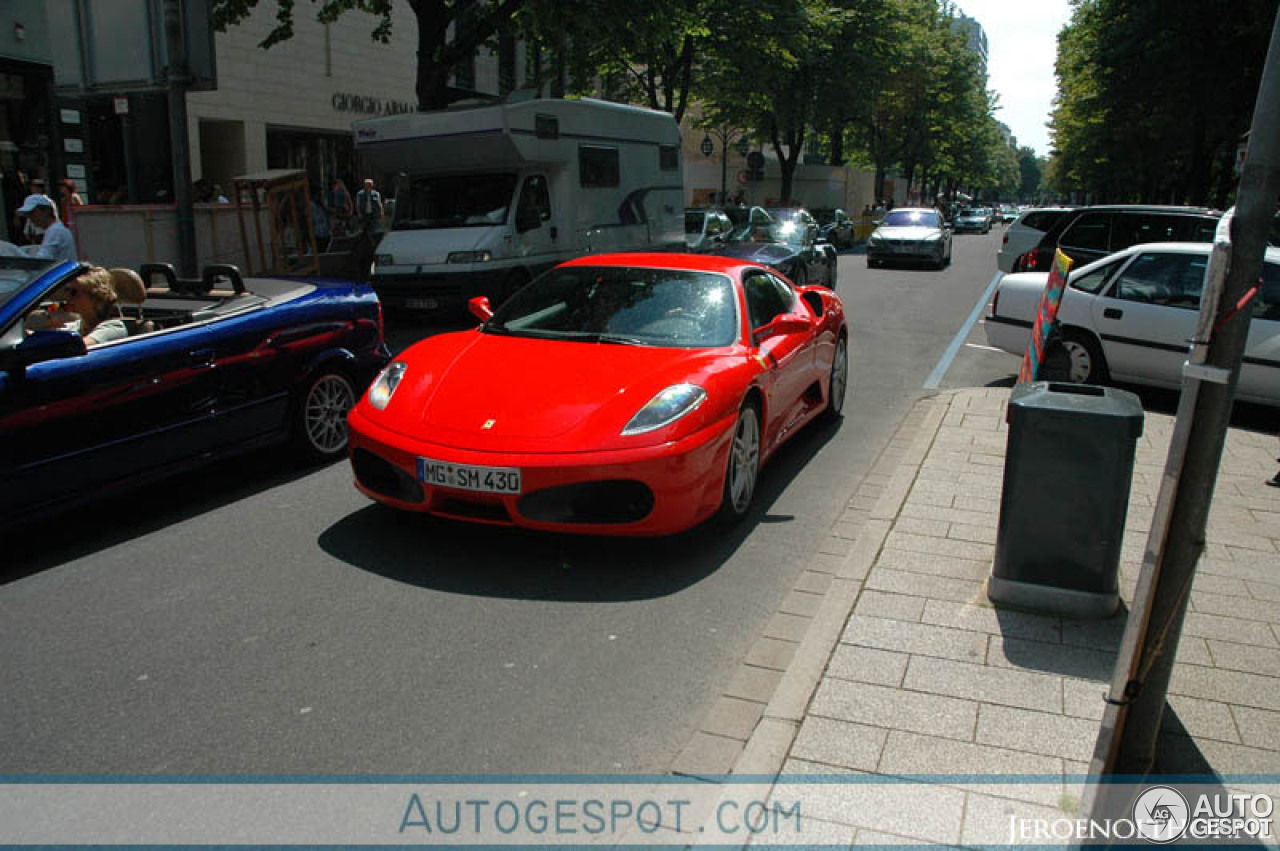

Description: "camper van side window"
518 175 552 223
579 146 620 188
659 145 679 171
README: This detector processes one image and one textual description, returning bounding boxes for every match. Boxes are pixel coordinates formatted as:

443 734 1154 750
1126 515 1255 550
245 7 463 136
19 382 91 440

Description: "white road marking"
923 271 1004 390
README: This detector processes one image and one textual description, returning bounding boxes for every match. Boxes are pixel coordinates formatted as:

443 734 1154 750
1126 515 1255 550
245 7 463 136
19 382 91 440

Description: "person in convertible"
24 267 141 346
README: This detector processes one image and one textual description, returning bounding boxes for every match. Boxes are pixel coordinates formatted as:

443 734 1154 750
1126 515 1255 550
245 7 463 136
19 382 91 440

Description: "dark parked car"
811 207 855 249
0 258 390 528
711 207 838 288
1010 205 1221 272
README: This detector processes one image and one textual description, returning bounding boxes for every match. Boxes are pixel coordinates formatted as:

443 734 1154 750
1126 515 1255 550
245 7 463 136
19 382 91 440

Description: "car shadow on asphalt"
317 416 843 602
0 448 338 586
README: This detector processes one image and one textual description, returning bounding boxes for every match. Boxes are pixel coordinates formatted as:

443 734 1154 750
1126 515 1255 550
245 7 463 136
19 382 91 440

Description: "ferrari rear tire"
295 366 357 460
822 336 848 422
716 402 761 524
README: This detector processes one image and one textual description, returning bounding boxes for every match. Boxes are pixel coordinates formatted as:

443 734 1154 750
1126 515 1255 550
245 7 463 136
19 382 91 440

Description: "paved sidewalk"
680 387 1280 846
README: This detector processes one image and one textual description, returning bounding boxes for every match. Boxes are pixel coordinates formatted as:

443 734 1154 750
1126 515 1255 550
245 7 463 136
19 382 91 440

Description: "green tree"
1049 0 1277 204
698 0 838 202
518 0 715 123
1016 147 1042 202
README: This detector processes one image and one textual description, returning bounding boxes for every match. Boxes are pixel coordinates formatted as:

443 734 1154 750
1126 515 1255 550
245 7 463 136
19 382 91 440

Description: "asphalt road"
0 229 1029 775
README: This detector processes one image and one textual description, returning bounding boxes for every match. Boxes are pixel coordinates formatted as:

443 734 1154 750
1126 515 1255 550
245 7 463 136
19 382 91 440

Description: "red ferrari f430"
347 253 848 535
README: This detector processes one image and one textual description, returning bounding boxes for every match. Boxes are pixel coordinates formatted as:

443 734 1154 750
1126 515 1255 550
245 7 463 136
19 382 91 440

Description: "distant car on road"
710 207 838 288
953 207 992 234
811 207 855 249
998 205 1019 224
0 259 391 528
985 241 1279 405
347 252 849 535
865 207 952 269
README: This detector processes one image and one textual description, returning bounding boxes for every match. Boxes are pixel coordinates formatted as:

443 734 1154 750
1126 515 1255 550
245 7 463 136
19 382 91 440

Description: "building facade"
0 0 57 242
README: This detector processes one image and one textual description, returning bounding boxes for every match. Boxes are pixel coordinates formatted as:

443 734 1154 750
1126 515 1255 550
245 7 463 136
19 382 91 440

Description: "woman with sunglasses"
27 267 128 346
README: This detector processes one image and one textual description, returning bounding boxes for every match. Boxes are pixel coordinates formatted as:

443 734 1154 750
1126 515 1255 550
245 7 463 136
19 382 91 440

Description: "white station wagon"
985 242 1280 405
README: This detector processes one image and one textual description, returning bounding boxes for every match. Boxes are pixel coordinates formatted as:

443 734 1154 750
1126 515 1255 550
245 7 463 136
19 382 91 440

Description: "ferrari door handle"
1103 308 1124 320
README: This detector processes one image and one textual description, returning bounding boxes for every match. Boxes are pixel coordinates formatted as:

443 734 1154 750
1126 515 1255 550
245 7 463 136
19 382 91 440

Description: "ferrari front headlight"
622 384 707 436
368 361 407 410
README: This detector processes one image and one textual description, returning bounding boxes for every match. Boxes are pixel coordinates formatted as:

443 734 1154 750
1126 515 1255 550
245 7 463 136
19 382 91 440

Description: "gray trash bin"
988 382 1144 618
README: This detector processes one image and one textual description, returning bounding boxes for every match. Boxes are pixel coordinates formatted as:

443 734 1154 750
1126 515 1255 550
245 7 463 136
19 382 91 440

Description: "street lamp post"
705 125 748 205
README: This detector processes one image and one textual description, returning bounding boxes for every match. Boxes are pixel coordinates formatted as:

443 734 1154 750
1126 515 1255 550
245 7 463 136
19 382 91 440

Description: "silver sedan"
866 208 953 270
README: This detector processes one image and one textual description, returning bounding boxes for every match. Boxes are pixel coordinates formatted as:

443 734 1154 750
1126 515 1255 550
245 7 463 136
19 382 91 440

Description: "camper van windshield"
393 173 518 230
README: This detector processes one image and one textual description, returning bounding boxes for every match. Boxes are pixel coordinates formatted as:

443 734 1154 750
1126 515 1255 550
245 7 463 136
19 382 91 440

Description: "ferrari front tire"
716 402 761 524
822 336 848 422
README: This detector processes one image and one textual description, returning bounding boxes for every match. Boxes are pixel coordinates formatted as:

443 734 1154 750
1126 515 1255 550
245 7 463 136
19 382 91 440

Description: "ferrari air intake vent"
352 449 425 503
518 481 655 525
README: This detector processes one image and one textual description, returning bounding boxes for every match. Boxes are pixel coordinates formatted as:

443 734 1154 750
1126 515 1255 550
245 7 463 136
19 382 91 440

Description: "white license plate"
406 297 438 310
417 458 522 494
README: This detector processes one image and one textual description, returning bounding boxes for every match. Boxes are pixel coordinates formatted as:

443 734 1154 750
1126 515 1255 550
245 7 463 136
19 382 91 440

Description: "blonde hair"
72 267 118 320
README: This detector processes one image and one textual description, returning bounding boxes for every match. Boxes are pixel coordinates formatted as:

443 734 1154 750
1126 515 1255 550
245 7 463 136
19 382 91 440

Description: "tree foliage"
211 0 527 110
211 0 1022 203
1049 0 1278 205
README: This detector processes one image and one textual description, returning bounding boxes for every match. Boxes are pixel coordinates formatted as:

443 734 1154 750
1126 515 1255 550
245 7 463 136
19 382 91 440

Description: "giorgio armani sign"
331 93 417 116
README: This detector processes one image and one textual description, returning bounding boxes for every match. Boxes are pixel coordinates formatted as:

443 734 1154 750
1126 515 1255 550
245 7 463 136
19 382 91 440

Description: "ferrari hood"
388 332 727 451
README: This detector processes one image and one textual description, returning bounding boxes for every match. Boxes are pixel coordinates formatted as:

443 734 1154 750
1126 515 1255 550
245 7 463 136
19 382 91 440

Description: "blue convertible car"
0 258 390 527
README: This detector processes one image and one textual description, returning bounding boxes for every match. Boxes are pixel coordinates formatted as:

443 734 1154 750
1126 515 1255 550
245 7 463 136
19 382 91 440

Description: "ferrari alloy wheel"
823 336 848 422
298 368 357 459
717 403 761 523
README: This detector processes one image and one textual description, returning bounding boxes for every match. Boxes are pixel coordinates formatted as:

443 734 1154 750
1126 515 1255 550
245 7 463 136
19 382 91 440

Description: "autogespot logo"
1134 786 1190 843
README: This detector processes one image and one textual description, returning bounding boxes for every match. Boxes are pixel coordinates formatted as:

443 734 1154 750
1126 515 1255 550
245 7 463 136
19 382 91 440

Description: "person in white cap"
16 194 76 262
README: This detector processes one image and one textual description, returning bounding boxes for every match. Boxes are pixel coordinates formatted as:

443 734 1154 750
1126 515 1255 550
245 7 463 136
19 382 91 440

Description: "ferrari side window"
744 271 790 329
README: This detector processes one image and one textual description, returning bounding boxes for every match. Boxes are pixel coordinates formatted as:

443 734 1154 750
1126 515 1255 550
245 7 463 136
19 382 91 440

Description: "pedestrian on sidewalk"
354 178 383 235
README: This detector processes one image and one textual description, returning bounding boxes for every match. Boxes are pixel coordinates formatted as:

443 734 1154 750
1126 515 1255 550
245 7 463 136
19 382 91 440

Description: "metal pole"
721 141 728 205
164 0 197 277
1086 4 1280 786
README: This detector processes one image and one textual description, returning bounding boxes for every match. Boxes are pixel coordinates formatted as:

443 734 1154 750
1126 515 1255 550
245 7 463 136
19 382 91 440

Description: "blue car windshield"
0 258 59 313
487 266 739 348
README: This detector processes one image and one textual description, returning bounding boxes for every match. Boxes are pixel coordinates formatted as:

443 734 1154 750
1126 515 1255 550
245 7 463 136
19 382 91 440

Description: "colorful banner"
1017 248 1075 383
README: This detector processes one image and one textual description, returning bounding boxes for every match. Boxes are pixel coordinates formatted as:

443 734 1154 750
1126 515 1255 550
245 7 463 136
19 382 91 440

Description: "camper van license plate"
418 458 522 494
407 297 438 310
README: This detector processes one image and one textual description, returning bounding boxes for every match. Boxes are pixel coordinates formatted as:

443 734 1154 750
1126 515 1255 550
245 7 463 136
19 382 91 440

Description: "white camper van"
353 97 685 312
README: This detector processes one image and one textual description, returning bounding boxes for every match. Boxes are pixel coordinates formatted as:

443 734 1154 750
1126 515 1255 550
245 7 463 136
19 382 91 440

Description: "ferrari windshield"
486 266 739 348
392 172 517 230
